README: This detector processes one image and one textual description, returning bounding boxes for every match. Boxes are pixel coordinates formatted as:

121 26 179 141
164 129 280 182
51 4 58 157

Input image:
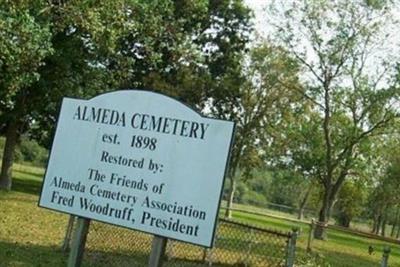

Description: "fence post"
285 227 299 267
307 219 315 252
381 246 391 267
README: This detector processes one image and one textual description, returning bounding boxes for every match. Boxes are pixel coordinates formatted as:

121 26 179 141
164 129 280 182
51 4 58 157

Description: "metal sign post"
67 217 91 267
148 235 168 267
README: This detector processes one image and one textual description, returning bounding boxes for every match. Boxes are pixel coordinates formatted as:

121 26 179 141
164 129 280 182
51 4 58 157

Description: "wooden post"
67 217 91 267
285 228 299 267
148 235 168 267
62 215 76 252
381 246 391 267
307 219 314 252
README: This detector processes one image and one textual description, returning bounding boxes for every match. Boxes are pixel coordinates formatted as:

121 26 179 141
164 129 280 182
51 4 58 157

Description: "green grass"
0 164 71 267
229 210 400 267
1 164 400 266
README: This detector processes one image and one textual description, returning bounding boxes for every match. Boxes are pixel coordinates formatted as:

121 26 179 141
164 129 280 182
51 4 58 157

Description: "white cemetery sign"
39 90 234 247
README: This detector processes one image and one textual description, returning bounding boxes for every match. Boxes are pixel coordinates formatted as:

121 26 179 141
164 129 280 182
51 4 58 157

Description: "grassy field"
1 164 400 266
230 211 400 266
0 164 69 266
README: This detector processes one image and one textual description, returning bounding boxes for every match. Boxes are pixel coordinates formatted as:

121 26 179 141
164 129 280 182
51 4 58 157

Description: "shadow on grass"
14 168 44 179
85 248 243 267
12 176 42 195
0 240 67 267
327 230 380 249
317 248 380 267
83 248 149 267
325 229 400 258
233 212 305 233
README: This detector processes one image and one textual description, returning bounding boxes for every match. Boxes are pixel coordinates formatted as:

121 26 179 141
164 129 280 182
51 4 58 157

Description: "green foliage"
223 168 321 214
0 137 48 167
241 190 268 207
268 170 305 207
334 179 368 227
17 137 48 166
297 253 331 267
20 0 253 148
223 170 271 206
0 0 254 191
215 42 302 192
268 0 400 231
368 149 400 222
0 1 53 106
0 137 4 152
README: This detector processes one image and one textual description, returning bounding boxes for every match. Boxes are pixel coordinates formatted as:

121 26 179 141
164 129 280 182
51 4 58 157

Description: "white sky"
243 0 400 89
244 0 400 44
244 0 270 38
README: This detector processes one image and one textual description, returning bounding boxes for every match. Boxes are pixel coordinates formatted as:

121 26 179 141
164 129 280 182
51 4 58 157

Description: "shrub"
0 136 48 167
241 190 268 207
18 138 48 166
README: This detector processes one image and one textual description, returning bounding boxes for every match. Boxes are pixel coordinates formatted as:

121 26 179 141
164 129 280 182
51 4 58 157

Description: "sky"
243 0 400 47
244 0 270 38
242 0 400 90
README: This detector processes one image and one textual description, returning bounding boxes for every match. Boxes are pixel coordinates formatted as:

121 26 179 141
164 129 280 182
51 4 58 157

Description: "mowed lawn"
1 164 400 266
0 164 69 266
231 211 400 267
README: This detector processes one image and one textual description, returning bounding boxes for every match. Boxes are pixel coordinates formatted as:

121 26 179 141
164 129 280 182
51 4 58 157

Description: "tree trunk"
337 212 351 228
314 208 328 240
391 208 400 237
0 120 18 190
375 215 382 235
314 188 333 240
381 216 387 237
315 77 333 240
372 212 380 233
396 221 400 239
225 178 236 219
297 182 313 220
391 225 396 238
371 217 377 233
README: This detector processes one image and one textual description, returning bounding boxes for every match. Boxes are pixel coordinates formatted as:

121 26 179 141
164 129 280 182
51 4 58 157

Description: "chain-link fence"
74 217 295 267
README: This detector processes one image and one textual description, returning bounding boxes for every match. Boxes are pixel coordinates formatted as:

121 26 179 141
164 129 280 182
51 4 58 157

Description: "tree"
0 0 255 190
268 0 400 238
272 102 325 220
0 0 163 189
207 42 302 218
367 138 400 235
0 1 53 190
267 169 310 211
334 179 368 227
